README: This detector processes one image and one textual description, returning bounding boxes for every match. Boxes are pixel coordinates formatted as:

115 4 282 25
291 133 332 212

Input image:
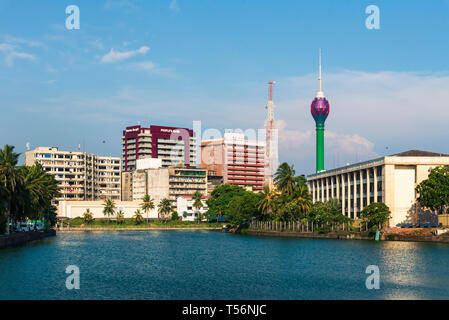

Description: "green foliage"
83 208 94 224
0 145 61 233
360 202 391 231
206 184 248 220
103 199 116 222
116 209 125 224
226 191 261 225
134 209 143 225
416 166 449 214
141 194 155 222
171 211 179 221
158 198 172 221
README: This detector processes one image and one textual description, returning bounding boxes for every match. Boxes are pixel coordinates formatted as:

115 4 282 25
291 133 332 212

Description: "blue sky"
1 0 449 174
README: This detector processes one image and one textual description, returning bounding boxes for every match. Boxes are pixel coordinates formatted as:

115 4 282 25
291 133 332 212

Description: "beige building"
307 150 449 227
25 147 121 202
121 166 208 208
58 200 157 219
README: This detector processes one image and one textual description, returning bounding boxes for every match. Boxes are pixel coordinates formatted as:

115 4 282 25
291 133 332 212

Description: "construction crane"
265 81 278 190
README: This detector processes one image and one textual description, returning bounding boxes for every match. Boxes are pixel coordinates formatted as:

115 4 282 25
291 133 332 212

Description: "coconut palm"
116 209 125 224
258 185 277 216
0 145 21 234
134 209 143 225
274 162 297 196
192 191 203 223
292 183 313 215
103 199 116 222
141 194 155 224
158 198 172 222
83 208 94 224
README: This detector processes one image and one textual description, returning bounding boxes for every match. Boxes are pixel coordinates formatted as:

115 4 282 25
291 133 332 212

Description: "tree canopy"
416 166 449 214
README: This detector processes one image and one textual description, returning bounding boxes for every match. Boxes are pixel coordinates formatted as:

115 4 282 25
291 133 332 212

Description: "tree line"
0 145 60 234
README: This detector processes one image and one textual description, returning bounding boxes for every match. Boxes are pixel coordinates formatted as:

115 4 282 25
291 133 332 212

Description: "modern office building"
25 147 121 202
307 150 449 227
201 133 265 191
122 124 197 171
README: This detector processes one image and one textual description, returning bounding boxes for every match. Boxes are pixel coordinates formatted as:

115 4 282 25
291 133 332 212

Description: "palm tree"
158 198 172 222
134 209 143 225
192 191 203 223
292 183 312 215
216 206 223 223
83 208 94 224
258 185 277 216
0 145 21 234
103 199 116 223
274 162 296 196
141 194 155 224
116 209 125 224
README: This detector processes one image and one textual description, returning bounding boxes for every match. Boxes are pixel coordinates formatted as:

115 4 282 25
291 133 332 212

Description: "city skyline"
2 0 449 174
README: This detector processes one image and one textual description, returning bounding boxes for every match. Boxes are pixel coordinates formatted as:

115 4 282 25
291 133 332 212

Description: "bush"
171 211 179 221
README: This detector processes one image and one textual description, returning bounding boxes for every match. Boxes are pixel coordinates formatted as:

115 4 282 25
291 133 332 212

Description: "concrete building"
121 166 208 207
307 150 449 227
58 200 157 219
122 124 197 171
206 170 224 194
176 195 209 221
201 133 265 192
25 147 121 203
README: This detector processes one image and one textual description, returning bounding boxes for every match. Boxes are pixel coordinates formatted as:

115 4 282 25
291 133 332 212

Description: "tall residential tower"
310 49 330 173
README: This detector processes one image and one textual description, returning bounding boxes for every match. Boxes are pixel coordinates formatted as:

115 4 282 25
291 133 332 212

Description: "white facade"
136 158 162 170
176 196 208 221
58 200 158 219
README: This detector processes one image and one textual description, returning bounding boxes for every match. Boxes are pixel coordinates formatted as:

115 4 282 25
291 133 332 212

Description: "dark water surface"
1 230 448 299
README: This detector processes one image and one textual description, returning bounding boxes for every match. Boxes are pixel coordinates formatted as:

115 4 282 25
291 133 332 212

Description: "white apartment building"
25 147 121 202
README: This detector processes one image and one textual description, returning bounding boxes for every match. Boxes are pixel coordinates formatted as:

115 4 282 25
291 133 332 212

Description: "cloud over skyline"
100 46 150 64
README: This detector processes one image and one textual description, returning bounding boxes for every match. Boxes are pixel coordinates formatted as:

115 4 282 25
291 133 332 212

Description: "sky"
1 0 449 174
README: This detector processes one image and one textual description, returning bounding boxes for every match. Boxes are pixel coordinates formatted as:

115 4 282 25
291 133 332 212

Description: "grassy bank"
64 217 224 229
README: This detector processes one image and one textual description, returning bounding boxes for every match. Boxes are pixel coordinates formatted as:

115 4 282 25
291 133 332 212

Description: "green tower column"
316 124 324 172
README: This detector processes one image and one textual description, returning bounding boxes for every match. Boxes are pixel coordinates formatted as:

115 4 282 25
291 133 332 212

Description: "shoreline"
246 229 449 243
0 230 56 249
58 227 222 231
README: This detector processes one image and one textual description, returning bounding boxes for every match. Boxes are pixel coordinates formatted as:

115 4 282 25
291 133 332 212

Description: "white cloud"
0 43 36 66
127 60 179 78
100 46 150 64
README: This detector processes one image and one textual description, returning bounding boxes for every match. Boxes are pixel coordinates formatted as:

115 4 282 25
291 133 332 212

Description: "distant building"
201 133 265 192
121 165 208 207
307 150 449 227
176 195 209 221
25 147 121 202
58 200 157 219
206 170 224 195
122 124 197 172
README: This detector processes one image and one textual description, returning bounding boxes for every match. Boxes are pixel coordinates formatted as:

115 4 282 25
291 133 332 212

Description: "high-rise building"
122 124 197 172
307 150 449 227
201 133 265 191
25 147 121 202
311 49 330 173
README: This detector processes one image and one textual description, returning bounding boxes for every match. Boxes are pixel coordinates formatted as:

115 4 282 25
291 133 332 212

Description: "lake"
1 230 448 299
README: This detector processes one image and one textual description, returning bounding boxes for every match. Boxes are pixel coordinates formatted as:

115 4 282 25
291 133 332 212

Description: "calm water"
1 230 449 299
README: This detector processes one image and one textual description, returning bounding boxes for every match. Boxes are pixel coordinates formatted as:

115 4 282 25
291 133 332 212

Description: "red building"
122 125 196 172
201 133 265 191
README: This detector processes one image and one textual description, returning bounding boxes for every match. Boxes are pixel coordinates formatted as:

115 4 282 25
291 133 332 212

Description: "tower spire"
317 48 324 98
